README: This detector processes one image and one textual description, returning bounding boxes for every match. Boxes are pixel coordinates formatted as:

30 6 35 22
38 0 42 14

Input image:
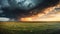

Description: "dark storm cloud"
0 0 59 21
0 0 10 7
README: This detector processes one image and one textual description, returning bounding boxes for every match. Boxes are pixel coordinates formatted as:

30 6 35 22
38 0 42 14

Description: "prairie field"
0 22 60 34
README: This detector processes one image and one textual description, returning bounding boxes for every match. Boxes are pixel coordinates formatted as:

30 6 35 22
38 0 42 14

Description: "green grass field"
0 22 60 34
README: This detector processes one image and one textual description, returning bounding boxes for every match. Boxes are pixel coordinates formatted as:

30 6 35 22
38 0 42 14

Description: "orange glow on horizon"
19 4 60 21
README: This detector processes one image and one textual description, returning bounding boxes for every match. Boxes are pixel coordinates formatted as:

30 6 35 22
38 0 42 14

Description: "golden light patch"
19 4 60 21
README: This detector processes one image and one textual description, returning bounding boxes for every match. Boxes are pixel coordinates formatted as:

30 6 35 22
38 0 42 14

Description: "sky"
0 0 60 21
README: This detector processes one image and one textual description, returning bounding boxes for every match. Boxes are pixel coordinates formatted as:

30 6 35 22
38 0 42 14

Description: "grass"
0 22 60 34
